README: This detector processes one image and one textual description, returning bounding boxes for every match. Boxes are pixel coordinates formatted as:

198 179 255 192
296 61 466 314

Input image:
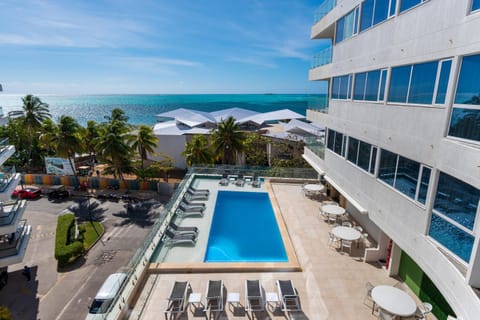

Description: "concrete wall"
308 1 480 318
151 135 187 169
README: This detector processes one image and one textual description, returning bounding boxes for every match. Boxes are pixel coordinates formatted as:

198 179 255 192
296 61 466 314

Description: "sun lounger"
187 187 210 196
245 280 264 314
185 190 209 201
164 281 191 318
168 222 199 235
164 229 197 245
205 280 224 319
235 174 245 187
176 204 205 218
277 280 301 313
219 173 229 186
180 198 206 210
252 176 262 188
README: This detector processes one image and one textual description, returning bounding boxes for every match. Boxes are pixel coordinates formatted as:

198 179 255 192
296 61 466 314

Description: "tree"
243 132 269 166
182 135 214 167
131 125 158 169
211 116 244 164
21 94 51 162
82 120 101 168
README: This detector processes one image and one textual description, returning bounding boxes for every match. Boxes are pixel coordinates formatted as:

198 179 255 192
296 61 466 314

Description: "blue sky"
0 0 329 94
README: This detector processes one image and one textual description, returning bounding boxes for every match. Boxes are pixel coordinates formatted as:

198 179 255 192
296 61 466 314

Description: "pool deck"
135 181 432 320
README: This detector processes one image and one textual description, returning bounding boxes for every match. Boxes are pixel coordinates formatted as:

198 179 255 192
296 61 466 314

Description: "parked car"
12 187 41 199
47 185 70 200
86 273 127 320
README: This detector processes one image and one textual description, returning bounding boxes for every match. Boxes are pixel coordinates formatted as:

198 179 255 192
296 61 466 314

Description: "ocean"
0 94 327 126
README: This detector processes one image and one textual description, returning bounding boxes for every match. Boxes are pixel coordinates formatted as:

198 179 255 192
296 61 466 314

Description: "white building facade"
307 1 480 319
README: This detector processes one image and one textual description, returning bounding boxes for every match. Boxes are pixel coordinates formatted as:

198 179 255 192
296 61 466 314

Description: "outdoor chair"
328 214 337 224
205 280 224 319
342 221 353 228
219 173 229 186
328 232 341 248
164 229 197 246
341 240 353 254
414 302 433 319
168 222 199 235
187 187 209 196
184 191 209 201
245 280 264 315
364 281 376 313
176 204 205 218
276 280 301 315
378 308 396 320
235 174 245 187
164 281 191 319
252 176 262 188
181 198 206 208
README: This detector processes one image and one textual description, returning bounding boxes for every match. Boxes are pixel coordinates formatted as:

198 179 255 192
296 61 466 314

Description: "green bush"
82 221 104 250
54 213 84 266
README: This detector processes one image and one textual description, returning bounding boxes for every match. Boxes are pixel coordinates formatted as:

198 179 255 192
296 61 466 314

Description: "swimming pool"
204 191 287 262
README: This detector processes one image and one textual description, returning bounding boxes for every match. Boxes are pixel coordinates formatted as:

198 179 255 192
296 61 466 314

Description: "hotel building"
306 0 480 319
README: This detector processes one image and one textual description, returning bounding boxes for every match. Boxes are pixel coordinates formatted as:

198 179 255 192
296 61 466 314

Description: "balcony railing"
0 219 27 258
304 136 325 159
0 138 9 153
311 46 332 69
313 0 337 24
0 200 22 226
0 166 16 192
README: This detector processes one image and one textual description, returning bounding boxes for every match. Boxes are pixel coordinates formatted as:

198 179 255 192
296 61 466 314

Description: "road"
0 194 162 320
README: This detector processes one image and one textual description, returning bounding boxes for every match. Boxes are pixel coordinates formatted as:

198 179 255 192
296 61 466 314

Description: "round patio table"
331 226 361 241
371 285 417 317
322 205 346 216
303 184 325 193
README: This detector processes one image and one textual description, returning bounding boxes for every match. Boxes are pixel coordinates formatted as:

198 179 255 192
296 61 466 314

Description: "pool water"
204 191 288 262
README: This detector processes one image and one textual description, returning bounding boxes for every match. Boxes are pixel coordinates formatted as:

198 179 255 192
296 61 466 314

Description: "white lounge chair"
181 198 206 208
164 281 190 318
245 280 264 315
235 174 245 187
184 190 209 201
164 229 197 246
252 176 262 188
168 222 199 235
205 280 224 319
277 280 301 315
219 173 229 186
187 187 210 195
176 204 205 218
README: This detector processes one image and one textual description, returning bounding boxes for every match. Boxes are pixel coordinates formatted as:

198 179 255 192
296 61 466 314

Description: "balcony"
311 46 332 69
0 220 31 267
0 200 27 234
0 166 17 192
313 0 337 24
304 136 325 159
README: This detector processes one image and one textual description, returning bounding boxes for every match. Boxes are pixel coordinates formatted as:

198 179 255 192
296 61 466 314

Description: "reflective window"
354 73 367 100
378 149 430 203
327 129 335 150
433 172 480 231
379 69 387 101
400 0 426 13
347 137 376 174
357 141 372 171
332 75 352 100
388 60 445 105
347 137 359 163
326 129 346 157
353 69 386 102
336 8 359 44
369 147 377 174
334 131 343 155
408 61 437 104
448 108 480 142
388 65 411 103
360 0 396 32
429 214 474 263
435 60 452 104
454 55 480 105
472 0 480 11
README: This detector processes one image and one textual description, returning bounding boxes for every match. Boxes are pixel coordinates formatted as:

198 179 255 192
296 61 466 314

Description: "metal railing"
0 219 27 258
311 46 332 69
313 0 337 24
304 137 326 159
0 166 16 192
0 200 22 226
0 138 9 153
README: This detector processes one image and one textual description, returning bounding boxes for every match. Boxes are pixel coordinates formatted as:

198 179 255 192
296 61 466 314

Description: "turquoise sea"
0 94 327 126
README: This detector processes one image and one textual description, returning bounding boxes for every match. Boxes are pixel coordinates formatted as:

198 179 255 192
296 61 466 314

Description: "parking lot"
0 192 163 320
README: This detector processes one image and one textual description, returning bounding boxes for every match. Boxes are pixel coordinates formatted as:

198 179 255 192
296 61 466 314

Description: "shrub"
82 221 104 250
54 213 84 266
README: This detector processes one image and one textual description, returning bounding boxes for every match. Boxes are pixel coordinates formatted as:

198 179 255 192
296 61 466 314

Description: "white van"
86 273 127 319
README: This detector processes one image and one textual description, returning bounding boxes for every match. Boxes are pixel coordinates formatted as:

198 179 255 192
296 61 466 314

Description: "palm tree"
131 125 158 169
212 116 244 164
82 120 101 168
21 94 51 163
182 135 214 167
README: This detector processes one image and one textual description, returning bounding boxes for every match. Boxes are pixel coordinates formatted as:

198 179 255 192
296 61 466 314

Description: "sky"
0 0 330 95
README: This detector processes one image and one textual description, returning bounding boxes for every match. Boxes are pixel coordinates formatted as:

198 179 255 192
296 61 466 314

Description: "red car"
12 187 41 199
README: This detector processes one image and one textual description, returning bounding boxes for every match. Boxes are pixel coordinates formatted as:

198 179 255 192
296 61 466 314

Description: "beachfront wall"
22 174 159 192
308 0 480 319
151 134 187 169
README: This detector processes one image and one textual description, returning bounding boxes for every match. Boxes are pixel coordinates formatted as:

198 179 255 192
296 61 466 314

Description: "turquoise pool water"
204 191 287 262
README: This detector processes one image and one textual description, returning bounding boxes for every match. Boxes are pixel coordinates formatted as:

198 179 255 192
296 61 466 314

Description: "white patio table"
331 226 361 241
371 285 417 317
322 205 346 216
303 184 325 197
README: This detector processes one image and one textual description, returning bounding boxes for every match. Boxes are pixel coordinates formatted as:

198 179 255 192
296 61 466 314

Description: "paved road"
0 194 163 320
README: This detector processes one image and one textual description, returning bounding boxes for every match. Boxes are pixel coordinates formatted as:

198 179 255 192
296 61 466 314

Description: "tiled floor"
134 182 434 320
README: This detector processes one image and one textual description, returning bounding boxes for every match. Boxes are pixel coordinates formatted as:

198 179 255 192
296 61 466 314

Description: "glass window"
336 8 359 43
335 17 345 44
373 0 389 25
360 0 395 32
389 0 397 16
454 55 480 105
388 65 411 103
400 0 423 13
333 131 344 155
448 108 480 142
354 73 367 100
417 167 431 204
331 77 340 99
433 172 480 231
347 137 359 163
369 147 377 174
435 60 452 105
379 69 387 101
342 135 347 157
395 156 420 199
365 70 381 101
408 61 437 104
357 141 372 171
360 0 374 31
378 149 397 186
332 75 352 100
339 75 350 99
327 129 335 150
429 214 474 263
472 0 480 11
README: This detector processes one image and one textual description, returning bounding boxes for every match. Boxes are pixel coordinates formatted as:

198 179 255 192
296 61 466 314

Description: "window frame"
360 0 397 33
346 136 377 175
335 7 360 44
352 68 388 103
472 0 480 12
399 0 429 14
331 74 353 101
